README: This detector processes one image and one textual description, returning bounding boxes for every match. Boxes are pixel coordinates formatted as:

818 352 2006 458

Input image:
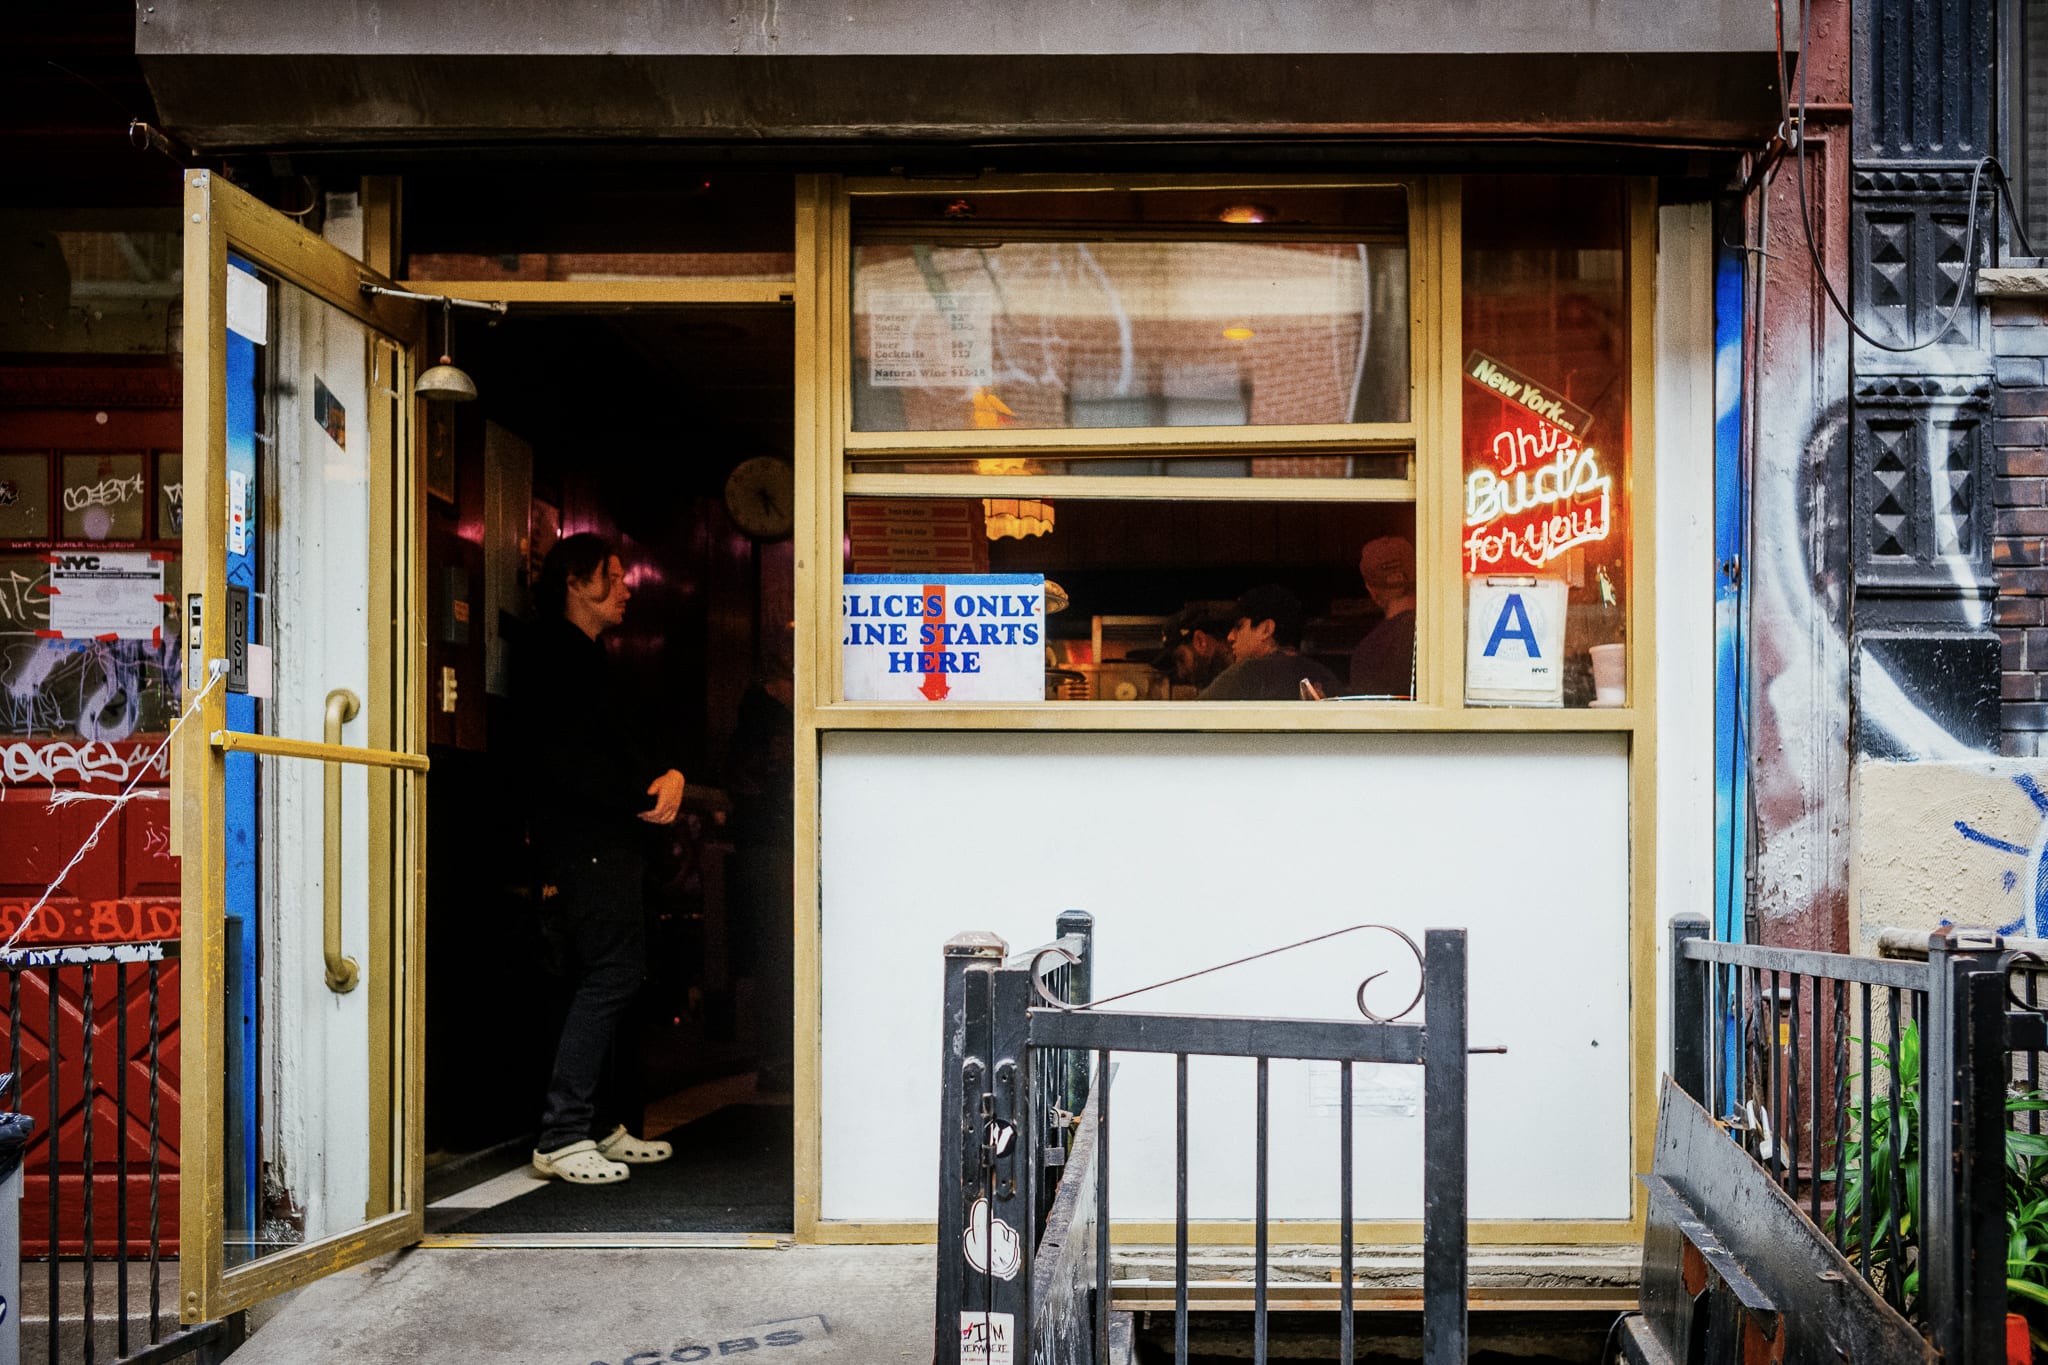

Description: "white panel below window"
819 729 1632 1225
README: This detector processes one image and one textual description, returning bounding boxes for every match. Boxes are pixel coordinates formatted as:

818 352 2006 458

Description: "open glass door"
175 169 428 1321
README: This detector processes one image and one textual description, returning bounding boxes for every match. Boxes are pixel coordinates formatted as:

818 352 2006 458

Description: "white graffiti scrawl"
0 740 166 789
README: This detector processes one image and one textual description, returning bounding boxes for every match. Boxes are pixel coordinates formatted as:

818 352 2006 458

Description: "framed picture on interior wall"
527 498 560 587
425 403 457 504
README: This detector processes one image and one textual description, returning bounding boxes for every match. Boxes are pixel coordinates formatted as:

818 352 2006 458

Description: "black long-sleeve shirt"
518 617 671 862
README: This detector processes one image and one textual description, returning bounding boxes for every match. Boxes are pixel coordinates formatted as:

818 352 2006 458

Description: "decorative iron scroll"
1029 922 1427 1023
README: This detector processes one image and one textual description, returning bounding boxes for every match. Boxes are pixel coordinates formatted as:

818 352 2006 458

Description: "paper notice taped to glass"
1307 1060 1421 1118
227 264 268 345
1465 576 1568 706
47 551 165 641
867 290 993 387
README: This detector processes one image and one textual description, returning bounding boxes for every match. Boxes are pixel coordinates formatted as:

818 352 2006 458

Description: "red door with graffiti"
0 368 183 1254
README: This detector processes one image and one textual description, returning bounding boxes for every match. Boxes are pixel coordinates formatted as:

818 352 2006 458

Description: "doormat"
441 1104 794 1235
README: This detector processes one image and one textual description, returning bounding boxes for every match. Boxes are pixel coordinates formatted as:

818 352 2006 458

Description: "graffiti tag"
0 900 179 945
61 475 145 512
0 740 166 788
588 1316 830 1365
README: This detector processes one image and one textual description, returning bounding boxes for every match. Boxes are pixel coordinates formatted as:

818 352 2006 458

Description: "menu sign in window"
866 291 994 388
842 573 1045 702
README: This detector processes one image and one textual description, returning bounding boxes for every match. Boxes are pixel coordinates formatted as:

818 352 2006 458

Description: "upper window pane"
850 189 1410 433
0 212 182 357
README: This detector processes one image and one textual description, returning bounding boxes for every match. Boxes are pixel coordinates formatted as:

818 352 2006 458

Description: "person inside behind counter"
1152 604 1236 694
1349 535 1418 699
1199 584 1343 701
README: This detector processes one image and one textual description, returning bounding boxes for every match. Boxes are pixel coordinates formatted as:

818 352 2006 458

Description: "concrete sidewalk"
226 1244 935 1365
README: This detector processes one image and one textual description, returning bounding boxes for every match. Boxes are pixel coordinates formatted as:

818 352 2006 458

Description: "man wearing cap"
1199 584 1342 701
1152 605 1235 694
1350 536 1418 699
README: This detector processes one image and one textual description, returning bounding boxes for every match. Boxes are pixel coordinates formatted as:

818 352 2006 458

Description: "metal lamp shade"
415 358 478 402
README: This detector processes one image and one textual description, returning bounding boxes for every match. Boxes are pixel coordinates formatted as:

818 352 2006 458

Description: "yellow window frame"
787 173 1660 1248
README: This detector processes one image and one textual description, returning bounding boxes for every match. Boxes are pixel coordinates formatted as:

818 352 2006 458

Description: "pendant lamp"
416 296 478 402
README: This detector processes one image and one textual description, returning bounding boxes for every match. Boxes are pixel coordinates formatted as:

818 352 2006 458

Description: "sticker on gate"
960 1311 1015 1365
963 1196 1022 1280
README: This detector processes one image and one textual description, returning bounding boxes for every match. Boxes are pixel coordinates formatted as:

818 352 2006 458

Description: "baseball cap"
1151 605 1234 672
1359 536 1416 594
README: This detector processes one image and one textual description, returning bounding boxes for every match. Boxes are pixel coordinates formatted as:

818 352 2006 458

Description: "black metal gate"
934 918 1471 1365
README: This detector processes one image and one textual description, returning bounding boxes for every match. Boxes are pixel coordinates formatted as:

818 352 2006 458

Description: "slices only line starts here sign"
842 574 1045 702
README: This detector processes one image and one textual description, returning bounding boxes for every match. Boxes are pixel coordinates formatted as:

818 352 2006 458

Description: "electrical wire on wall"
1774 0 2036 356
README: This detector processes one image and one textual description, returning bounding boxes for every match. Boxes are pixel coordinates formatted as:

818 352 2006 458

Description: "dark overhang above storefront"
136 1 1788 155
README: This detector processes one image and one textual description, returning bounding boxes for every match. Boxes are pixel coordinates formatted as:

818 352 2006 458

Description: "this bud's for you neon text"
841 574 1047 703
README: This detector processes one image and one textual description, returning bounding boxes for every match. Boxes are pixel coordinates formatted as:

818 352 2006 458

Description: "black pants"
536 848 647 1153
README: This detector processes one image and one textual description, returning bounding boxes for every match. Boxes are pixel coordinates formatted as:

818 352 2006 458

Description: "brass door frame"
175 168 430 1321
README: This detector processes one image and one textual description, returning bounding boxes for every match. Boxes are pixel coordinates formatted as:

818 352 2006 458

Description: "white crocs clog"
595 1125 673 1165
533 1138 629 1184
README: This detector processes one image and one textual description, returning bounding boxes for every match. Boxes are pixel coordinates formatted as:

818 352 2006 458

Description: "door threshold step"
415 1230 791 1250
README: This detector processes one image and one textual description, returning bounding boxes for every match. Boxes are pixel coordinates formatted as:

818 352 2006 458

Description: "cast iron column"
1849 0 2002 753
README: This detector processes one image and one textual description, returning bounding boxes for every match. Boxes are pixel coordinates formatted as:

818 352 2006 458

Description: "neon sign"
1462 354 1614 574
1463 424 1613 573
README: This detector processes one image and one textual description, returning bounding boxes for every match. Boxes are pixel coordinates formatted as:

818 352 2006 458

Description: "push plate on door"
226 585 249 694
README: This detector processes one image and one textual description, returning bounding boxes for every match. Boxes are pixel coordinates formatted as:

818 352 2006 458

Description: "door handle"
323 688 362 995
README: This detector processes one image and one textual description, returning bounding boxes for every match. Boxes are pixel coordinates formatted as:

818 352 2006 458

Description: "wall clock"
724 456 795 539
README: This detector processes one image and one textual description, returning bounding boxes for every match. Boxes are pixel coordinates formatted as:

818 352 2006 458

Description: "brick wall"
1993 298 2048 754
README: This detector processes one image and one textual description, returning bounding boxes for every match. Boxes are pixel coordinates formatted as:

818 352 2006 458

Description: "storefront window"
1460 177 1631 709
850 189 1409 433
835 177 1647 710
0 454 50 540
400 171 795 282
0 213 183 357
841 496 1416 701
0 449 184 738
838 183 1422 705
60 452 147 541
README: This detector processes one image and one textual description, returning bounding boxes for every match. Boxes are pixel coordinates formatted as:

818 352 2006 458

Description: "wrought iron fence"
1668 916 2009 1365
936 916 1471 1365
0 942 238 1365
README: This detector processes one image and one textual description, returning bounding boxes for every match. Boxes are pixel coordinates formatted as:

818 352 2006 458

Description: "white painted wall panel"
819 730 1631 1224
1655 203 1719 1073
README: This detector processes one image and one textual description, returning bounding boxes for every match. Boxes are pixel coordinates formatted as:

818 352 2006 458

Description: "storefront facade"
1 0 1858 1323
802 171 1669 1245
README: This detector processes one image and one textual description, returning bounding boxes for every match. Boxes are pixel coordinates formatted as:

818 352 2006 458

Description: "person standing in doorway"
522 533 687 1184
